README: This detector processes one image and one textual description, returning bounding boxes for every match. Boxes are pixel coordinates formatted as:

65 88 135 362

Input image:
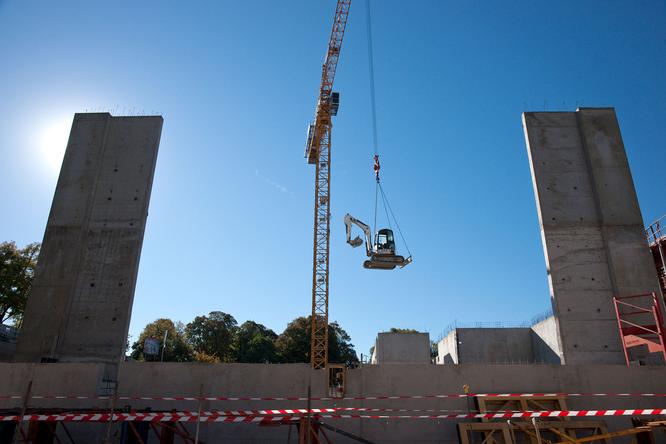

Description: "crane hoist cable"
367 0 381 237
365 0 412 262
379 182 412 258
366 0 379 157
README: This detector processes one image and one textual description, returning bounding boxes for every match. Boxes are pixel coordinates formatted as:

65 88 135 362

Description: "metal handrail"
615 300 653 315
646 215 666 245
615 292 658 300
618 318 659 336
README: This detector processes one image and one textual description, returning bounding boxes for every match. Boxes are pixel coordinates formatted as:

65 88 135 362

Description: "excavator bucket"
348 235 363 248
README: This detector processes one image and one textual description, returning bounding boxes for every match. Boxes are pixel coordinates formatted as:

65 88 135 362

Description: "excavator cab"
374 228 395 254
344 213 412 270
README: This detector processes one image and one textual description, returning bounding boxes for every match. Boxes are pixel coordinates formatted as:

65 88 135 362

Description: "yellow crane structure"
304 0 351 370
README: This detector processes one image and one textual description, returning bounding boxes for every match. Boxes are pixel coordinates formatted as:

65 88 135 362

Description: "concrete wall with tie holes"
14 113 163 365
1 362 666 442
523 108 662 366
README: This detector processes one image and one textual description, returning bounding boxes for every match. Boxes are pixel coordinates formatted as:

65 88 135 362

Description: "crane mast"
306 0 351 370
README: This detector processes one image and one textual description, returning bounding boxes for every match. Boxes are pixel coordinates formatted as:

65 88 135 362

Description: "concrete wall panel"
15 113 162 364
373 333 431 364
531 316 563 363
458 328 533 364
437 330 457 364
523 108 660 365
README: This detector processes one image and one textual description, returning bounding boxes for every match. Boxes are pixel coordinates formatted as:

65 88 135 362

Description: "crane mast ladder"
311 124 332 370
309 0 351 370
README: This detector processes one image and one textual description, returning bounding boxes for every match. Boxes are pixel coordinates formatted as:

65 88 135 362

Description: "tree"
388 327 419 333
275 316 358 364
193 351 220 363
130 319 193 362
329 321 357 364
235 321 278 363
0 242 40 325
185 311 238 362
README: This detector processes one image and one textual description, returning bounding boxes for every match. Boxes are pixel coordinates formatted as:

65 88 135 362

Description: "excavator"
344 213 412 270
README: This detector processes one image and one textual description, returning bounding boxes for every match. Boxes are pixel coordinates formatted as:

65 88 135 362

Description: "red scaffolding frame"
613 292 666 366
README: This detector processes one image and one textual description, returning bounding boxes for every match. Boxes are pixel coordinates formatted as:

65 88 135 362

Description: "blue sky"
1 1 665 358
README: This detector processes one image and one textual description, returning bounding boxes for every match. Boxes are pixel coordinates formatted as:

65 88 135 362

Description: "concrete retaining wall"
437 318 561 364
1 362 666 443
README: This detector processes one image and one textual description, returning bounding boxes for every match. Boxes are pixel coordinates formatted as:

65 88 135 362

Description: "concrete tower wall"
14 113 163 364
522 108 660 365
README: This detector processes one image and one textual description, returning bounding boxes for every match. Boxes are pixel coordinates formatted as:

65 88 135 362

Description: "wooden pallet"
477 395 569 422
458 420 611 444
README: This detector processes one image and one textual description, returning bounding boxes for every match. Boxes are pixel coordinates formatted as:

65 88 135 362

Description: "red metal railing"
613 292 666 366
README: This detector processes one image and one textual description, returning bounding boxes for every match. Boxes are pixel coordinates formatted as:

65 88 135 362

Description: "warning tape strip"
337 407 539 413
163 408 337 416
1 409 665 422
0 413 288 423
9 392 666 402
0 409 335 421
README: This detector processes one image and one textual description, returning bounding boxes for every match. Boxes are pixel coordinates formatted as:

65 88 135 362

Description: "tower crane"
305 0 351 370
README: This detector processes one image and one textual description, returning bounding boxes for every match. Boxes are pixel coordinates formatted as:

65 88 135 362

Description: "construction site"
1 0 666 443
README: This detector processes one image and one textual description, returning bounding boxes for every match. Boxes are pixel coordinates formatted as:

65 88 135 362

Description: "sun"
38 117 72 172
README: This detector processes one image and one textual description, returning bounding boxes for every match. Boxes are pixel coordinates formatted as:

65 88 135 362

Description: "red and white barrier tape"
0 413 287 423
337 407 534 414
8 392 666 402
168 408 336 416
1 409 666 423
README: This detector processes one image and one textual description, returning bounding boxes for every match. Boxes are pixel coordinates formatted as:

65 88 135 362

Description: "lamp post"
160 330 168 362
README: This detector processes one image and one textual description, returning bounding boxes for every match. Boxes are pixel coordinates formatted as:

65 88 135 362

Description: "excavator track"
363 254 410 270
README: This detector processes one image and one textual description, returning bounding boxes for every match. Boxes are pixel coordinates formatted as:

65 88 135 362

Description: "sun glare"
38 118 72 172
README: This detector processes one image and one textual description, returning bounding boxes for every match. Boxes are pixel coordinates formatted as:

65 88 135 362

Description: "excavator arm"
344 213 372 256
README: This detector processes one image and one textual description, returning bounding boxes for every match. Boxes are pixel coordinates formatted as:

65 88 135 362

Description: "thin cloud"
255 169 293 197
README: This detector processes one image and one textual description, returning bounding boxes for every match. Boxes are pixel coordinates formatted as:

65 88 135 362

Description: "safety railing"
646 215 666 245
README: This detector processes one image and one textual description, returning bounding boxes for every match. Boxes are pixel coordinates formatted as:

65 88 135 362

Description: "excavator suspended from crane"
344 213 412 270
339 0 412 271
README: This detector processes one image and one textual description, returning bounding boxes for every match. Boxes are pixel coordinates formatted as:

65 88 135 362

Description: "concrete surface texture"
371 332 431 364
522 108 661 365
437 317 561 364
2 362 666 443
14 113 163 364
437 329 458 364
531 315 563 363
